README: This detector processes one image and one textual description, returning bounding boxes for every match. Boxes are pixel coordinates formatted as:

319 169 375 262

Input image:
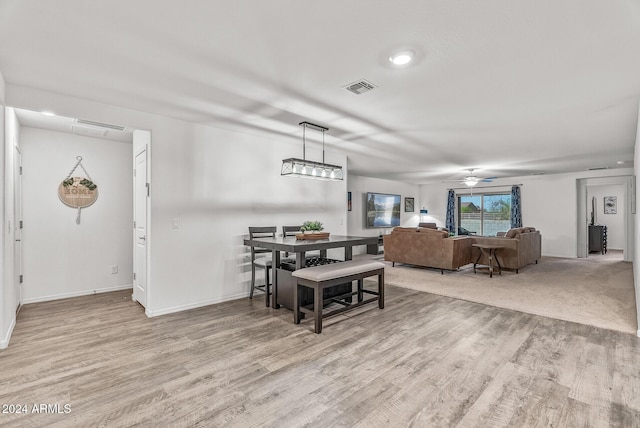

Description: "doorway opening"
12 108 150 311
577 176 633 262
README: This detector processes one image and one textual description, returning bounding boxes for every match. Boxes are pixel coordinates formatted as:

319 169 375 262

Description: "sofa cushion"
418 222 437 229
505 229 519 238
393 227 417 233
417 227 448 238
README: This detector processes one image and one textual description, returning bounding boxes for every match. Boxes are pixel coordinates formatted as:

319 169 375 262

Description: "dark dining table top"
243 234 378 252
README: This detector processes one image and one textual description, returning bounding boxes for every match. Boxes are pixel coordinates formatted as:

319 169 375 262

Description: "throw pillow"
505 229 518 238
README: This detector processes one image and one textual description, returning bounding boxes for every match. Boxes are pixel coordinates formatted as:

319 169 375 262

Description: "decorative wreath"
59 156 99 224
62 177 97 191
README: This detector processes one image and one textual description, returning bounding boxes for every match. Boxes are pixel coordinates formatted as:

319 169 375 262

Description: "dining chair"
249 226 277 307
282 225 319 260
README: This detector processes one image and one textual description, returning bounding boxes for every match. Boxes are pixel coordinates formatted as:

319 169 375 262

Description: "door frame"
576 175 634 261
132 130 151 314
14 144 23 310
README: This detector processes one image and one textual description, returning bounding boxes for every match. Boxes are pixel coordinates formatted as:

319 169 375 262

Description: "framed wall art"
604 196 617 214
404 197 414 212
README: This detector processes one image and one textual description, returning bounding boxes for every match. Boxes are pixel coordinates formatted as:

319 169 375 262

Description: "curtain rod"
449 184 523 191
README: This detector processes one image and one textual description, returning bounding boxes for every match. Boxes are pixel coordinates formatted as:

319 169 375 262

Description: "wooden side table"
472 244 505 278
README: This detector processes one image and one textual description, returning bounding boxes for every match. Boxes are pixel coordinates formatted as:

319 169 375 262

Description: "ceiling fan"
459 169 495 187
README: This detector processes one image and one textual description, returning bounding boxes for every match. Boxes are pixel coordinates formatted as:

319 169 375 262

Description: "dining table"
243 234 379 309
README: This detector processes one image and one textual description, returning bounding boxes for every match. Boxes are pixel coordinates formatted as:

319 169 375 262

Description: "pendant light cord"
322 129 325 164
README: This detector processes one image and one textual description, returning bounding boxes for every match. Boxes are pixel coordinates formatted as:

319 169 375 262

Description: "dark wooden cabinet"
589 225 607 254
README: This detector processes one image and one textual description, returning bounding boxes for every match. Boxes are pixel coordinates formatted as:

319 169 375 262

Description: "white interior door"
133 146 148 307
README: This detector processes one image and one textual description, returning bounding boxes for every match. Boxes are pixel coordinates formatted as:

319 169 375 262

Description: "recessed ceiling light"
41 111 56 117
389 50 414 66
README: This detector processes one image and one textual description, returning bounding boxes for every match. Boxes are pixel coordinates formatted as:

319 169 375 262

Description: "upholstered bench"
292 259 385 333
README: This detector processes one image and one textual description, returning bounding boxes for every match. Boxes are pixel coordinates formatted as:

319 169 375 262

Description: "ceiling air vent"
343 79 377 95
71 124 107 137
76 118 126 131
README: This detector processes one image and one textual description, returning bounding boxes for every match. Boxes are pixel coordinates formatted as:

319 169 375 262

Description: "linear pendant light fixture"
281 121 344 181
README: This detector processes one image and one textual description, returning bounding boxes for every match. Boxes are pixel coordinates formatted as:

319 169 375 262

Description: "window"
458 193 511 236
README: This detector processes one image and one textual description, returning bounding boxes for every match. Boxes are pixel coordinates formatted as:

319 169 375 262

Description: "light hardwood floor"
1 286 640 427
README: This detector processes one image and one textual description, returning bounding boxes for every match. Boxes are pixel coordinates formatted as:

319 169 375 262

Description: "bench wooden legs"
293 281 301 325
294 269 384 334
378 273 384 309
314 286 323 333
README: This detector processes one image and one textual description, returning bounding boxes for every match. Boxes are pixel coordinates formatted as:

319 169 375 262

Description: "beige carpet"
378 251 637 334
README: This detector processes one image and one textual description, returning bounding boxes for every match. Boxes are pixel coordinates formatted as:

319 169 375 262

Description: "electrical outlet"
171 218 180 229
111 265 118 274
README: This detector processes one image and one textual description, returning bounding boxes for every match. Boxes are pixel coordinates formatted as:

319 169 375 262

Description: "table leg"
296 252 305 269
488 249 494 278
495 250 502 276
474 250 482 274
293 283 301 324
272 249 281 309
345 245 353 261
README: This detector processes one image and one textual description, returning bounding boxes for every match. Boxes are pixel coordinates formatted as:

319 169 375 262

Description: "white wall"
348 175 421 234
6 85 348 317
20 127 133 303
146 122 347 315
347 175 420 254
634 98 640 336
588 183 625 250
420 168 634 258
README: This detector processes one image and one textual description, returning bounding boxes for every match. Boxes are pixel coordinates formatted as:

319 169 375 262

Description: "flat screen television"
365 192 401 228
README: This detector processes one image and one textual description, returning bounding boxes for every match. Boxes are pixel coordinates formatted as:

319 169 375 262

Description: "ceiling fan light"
464 177 479 187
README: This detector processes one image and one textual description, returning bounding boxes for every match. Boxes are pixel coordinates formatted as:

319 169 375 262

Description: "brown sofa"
383 227 473 273
471 227 541 273
383 226 541 274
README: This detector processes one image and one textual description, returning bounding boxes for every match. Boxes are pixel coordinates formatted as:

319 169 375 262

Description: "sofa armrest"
441 236 472 269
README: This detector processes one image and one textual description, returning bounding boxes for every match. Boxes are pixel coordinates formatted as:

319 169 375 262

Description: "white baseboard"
145 291 250 318
22 284 134 305
0 316 16 349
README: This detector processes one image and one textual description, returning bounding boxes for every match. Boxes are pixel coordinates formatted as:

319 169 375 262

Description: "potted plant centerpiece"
297 221 329 239
300 220 324 234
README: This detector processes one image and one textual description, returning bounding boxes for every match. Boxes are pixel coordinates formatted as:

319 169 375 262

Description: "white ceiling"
1 0 639 184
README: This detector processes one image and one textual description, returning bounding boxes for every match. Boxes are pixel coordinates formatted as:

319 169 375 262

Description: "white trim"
145 292 250 318
21 284 133 305
0 316 16 349
637 329 640 338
